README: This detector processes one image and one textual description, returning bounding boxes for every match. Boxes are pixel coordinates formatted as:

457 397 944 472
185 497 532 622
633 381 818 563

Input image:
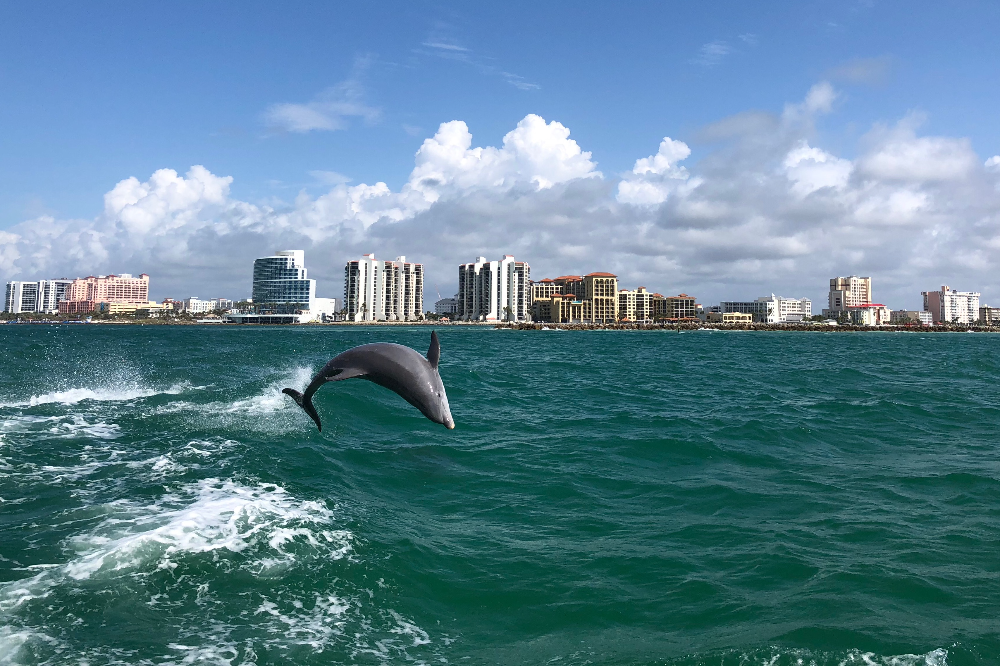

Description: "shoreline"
2 317 999 332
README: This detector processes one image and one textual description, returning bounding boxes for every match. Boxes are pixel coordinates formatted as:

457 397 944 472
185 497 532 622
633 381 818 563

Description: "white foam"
0 478 350 613
0 382 194 408
254 593 350 649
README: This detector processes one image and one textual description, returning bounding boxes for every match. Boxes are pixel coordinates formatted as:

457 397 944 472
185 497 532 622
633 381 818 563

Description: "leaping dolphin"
282 331 455 431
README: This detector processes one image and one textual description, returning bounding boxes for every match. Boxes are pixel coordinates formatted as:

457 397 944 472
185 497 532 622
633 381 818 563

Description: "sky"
1 0 999 309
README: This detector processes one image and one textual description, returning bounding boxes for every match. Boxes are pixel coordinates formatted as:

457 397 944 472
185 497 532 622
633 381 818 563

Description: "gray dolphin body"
282 331 454 431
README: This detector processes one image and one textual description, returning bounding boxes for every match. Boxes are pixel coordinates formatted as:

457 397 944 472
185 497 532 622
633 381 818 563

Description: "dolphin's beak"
446 422 455 430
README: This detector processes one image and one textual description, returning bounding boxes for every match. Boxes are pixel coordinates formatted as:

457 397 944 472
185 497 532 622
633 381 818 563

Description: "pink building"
59 273 150 314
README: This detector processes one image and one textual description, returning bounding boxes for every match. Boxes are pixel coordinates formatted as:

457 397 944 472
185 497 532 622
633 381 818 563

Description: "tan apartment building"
618 287 656 322
656 293 697 320
530 272 618 323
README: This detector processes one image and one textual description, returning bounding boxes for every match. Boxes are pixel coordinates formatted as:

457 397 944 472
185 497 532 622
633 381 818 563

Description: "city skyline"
2 2 1000 309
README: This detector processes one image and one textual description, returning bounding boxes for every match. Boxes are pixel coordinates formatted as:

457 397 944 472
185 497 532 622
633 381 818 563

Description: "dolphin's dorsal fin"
427 331 440 369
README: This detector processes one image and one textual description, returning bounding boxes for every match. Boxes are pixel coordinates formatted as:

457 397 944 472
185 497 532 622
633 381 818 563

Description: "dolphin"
282 331 455 432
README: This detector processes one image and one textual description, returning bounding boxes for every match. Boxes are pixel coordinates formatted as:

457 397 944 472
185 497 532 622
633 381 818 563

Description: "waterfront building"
5 279 74 314
824 276 872 317
719 295 811 323
890 310 933 326
252 250 315 314
532 293 585 323
530 278 561 302
980 306 1000 325
183 297 216 314
434 295 458 316
847 303 891 326
529 272 618 323
661 294 697 320
618 287 656 322
922 286 980 324
59 273 150 314
580 273 618 323
345 254 424 321
706 312 754 324
457 255 531 322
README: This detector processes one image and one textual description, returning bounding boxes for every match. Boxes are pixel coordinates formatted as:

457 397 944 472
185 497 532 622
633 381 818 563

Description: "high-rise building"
252 250 316 314
529 272 618 323
4 279 74 314
59 274 150 314
344 254 424 321
922 286 981 324
661 293 697 320
457 255 531 322
825 276 872 315
618 287 656 322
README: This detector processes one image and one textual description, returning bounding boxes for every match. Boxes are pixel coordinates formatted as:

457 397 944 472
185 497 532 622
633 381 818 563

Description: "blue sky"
2 1 1000 307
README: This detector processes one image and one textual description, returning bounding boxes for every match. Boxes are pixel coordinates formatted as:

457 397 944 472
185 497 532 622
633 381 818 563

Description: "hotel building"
530 273 619 323
252 250 316 314
922 286 980 324
824 276 872 317
59 273 151 314
345 254 424 321
457 255 531 322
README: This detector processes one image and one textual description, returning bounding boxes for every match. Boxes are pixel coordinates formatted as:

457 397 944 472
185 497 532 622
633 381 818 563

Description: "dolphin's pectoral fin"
326 367 368 382
427 331 440 369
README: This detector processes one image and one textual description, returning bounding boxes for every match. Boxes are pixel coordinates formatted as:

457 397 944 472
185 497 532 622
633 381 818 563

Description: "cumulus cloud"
617 138 693 206
4 85 1000 308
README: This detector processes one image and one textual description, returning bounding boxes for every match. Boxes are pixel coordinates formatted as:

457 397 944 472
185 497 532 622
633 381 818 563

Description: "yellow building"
706 311 753 324
96 301 171 316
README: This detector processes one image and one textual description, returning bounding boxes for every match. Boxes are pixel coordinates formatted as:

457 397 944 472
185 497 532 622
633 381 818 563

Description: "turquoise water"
1 326 998 665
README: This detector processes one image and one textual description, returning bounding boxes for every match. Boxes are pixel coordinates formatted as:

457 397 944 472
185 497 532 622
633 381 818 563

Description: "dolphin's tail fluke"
282 388 323 432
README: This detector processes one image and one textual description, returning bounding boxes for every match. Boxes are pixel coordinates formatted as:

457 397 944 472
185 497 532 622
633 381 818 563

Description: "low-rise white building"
890 310 933 326
435 295 458 315
720 295 811 323
980 306 1000 325
847 303 891 326
922 286 980 324
183 297 216 314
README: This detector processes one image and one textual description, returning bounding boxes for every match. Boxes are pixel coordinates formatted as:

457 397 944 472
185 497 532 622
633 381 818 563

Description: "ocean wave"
0 478 349 613
661 646 949 666
0 382 200 408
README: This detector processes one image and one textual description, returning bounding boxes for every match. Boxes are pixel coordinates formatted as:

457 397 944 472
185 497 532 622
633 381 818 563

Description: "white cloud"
4 88 1000 309
783 141 853 197
692 41 732 67
617 138 692 206
264 59 380 133
857 118 979 182
783 81 837 122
